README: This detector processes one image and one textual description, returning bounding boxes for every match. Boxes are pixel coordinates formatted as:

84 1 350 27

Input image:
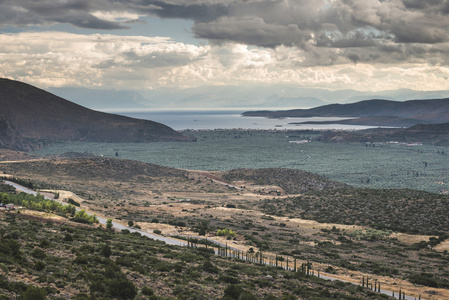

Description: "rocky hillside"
0 78 193 148
222 168 347 194
0 116 37 151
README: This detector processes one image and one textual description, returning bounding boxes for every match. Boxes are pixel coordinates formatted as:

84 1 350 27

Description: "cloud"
1 31 448 93
1 0 449 67
193 16 312 48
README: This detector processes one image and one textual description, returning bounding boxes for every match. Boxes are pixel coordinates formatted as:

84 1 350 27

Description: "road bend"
2 180 422 300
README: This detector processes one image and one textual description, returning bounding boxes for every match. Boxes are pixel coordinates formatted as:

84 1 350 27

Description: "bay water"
117 109 377 131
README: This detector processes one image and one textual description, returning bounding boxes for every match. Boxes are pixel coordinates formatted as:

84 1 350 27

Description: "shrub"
142 286 154 296
68 198 81 207
39 239 50 248
31 249 46 259
408 272 449 288
106 218 113 229
34 261 46 272
217 228 236 237
108 278 137 300
239 291 258 300
72 210 98 224
219 275 240 284
223 284 243 300
22 285 46 300
153 229 162 235
63 233 73 242
73 255 89 265
100 244 112 258
202 261 219 274
74 293 90 300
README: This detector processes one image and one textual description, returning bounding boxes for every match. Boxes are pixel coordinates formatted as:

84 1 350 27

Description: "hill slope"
315 122 449 145
0 78 192 145
222 168 347 194
243 98 449 127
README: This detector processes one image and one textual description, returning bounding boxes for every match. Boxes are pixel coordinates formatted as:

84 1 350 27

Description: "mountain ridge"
0 78 193 149
243 98 449 127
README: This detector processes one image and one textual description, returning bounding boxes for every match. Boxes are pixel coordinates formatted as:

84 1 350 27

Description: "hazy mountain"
243 98 449 127
44 84 449 111
0 79 193 147
48 87 151 111
139 85 449 108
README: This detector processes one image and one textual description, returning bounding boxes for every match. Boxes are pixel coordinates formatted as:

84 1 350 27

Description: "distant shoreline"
118 110 382 131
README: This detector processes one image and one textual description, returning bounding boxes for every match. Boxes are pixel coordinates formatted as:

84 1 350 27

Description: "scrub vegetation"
0 205 393 300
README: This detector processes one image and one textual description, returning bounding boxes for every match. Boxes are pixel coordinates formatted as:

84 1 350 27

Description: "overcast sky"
1 0 449 94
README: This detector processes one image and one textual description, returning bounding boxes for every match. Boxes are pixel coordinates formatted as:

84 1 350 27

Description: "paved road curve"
3 180 186 246
2 180 422 299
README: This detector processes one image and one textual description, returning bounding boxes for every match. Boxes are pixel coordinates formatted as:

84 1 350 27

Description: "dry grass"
1 157 449 299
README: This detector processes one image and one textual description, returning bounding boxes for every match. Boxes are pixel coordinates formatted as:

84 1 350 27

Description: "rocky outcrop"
0 116 37 151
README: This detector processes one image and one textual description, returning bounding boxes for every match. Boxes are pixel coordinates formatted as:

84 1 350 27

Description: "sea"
116 109 378 131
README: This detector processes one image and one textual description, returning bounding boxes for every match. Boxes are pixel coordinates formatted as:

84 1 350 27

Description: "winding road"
2 179 423 300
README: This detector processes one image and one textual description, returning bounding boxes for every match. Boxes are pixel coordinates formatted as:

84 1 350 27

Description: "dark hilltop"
0 78 193 150
243 98 449 127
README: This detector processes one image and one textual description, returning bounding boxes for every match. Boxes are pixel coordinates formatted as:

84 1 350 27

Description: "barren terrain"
1 156 449 299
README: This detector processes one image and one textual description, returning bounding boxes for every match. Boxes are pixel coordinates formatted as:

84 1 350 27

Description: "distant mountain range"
0 79 193 150
47 85 449 111
243 98 449 127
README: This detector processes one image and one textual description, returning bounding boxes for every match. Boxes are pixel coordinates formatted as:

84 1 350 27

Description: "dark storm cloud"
0 0 126 29
402 0 444 10
193 16 312 48
138 0 230 23
2 0 449 65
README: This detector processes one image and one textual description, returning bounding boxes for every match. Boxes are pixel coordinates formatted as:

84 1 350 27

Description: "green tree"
72 210 98 224
101 244 112 258
106 218 113 229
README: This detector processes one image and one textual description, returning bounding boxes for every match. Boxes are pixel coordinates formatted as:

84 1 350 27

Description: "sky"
1 0 449 108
